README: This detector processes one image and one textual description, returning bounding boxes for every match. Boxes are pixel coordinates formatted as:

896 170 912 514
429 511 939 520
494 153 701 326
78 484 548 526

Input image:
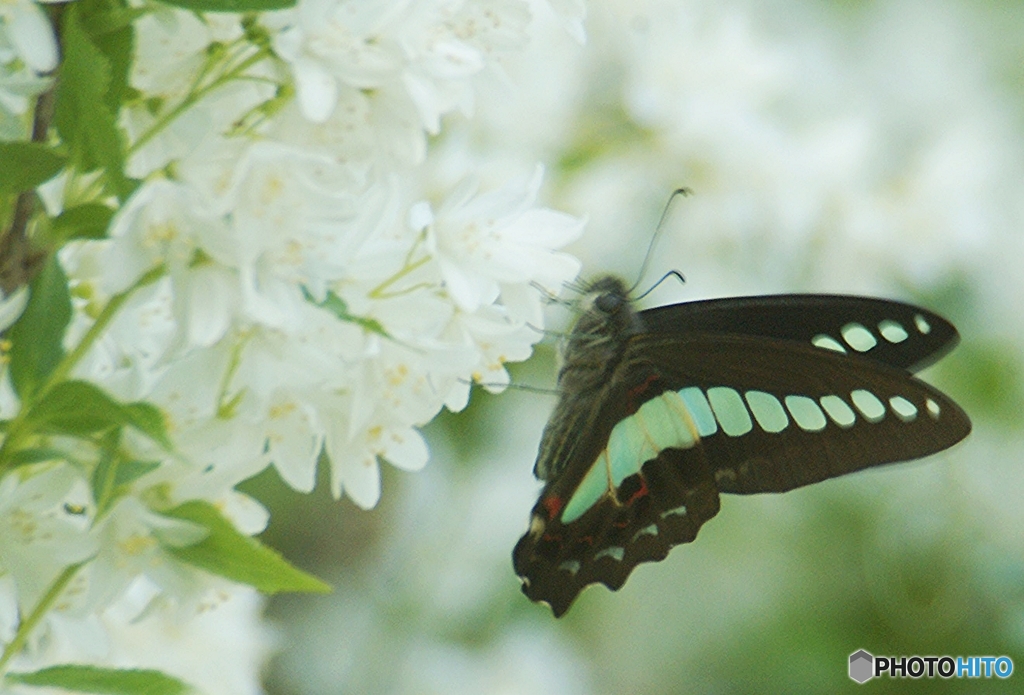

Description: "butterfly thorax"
557 276 643 389
534 276 645 480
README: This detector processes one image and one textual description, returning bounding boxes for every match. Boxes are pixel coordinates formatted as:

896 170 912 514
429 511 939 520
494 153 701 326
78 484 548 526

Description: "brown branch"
0 3 64 295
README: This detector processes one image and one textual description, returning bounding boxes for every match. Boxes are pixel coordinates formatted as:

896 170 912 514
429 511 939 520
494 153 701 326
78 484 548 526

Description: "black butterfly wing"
513 447 720 617
639 295 959 372
626 332 972 494
513 358 724 617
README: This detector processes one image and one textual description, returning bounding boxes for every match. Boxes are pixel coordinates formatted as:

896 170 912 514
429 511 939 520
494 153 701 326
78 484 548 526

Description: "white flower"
265 0 533 162
0 0 58 74
0 464 96 611
76 497 208 615
0 285 28 331
122 10 265 179
129 9 243 99
544 0 587 44
421 164 584 312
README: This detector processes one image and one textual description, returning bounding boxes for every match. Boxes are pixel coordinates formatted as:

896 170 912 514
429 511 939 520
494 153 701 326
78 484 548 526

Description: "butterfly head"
569 275 641 346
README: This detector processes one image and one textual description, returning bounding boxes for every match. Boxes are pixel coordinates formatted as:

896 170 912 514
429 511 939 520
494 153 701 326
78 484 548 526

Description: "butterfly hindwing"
639 294 959 372
626 332 971 493
513 446 721 617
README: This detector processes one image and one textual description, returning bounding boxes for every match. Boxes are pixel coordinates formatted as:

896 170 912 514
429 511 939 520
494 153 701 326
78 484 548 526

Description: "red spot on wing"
542 495 564 520
624 476 649 506
627 374 660 413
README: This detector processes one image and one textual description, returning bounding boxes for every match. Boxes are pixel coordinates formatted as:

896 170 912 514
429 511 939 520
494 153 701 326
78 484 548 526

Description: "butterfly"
512 275 971 616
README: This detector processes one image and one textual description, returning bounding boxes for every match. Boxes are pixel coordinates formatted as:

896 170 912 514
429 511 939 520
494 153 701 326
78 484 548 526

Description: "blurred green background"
244 1 1024 692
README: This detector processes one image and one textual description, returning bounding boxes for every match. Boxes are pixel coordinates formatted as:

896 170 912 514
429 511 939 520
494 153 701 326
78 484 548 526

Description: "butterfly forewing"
626 333 971 494
639 295 959 372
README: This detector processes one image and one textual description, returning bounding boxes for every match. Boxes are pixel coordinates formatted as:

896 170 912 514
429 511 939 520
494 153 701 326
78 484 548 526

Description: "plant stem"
0 563 83 675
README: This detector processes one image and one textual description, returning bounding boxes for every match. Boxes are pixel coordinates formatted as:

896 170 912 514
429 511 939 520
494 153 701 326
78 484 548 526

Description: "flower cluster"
0 0 584 690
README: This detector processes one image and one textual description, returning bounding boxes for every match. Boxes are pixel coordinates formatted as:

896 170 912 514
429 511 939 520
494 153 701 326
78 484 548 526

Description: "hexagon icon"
849 649 874 683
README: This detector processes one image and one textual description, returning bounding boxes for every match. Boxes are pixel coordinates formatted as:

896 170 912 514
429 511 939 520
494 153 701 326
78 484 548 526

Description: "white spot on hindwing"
558 560 581 575
631 523 659 542
660 504 689 518
594 546 625 562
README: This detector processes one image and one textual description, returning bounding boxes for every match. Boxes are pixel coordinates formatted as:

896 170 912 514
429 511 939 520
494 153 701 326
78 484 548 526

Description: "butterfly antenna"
627 187 693 295
634 269 686 302
457 377 560 396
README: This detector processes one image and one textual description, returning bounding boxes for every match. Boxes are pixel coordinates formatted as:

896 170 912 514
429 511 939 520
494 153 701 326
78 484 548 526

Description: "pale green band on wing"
851 389 886 422
889 395 918 421
678 387 718 436
785 395 827 431
878 319 909 343
841 322 878 352
608 416 657 486
707 387 753 436
812 334 847 353
562 451 612 523
562 391 700 523
744 390 789 433
819 395 856 427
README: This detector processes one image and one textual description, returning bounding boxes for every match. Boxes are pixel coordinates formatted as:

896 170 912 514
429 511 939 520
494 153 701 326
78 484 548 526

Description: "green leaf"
28 380 125 436
27 381 173 449
114 458 161 485
302 286 391 338
52 203 115 241
0 141 67 195
8 256 72 401
156 0 296 12
54 4 133 201
7 665 192 695
78 0 135 114
162 500 331 594
6 446 71 468
91 430 159 516
121 401 172 449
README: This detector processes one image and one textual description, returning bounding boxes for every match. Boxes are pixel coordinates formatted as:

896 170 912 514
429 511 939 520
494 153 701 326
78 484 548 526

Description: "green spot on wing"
678 387 717 436
562 452 609 523
889 396 918 421
707 387 753 436
784 395 827 431
744 390 789 433
562 390 703 524
819 395 856 428
878 319 909 343
607 418 653 486
812 334 846 353
841 323 878 352
851 389 886 422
